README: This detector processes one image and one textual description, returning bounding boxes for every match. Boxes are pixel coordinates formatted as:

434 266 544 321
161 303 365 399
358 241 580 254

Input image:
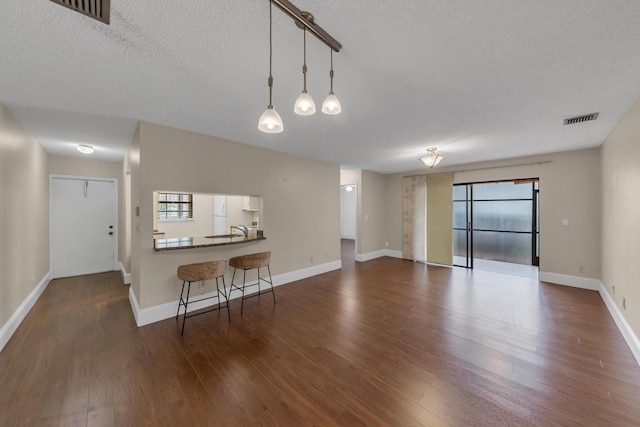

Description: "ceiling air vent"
564 112 599 125
50 0 110 25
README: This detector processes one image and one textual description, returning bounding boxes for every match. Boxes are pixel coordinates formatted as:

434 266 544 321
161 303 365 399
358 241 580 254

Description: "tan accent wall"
601 96 640 339
132 121 340 309
0 102 50 327
426 173 453 265
385 148 601 278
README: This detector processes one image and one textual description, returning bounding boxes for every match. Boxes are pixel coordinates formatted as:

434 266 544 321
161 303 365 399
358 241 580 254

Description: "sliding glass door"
453 179 539 268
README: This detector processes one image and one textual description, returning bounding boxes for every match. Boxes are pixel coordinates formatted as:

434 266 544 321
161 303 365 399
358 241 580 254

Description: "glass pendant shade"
258 106 283 133
322 93 341 115
419 148 443 168
294 91 316 115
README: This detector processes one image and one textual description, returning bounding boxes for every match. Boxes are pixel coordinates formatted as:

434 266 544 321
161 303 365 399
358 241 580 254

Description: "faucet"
230 225 248 238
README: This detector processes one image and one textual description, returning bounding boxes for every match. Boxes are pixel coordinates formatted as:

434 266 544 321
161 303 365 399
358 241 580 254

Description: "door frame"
453 178 539 269
49 174 119 276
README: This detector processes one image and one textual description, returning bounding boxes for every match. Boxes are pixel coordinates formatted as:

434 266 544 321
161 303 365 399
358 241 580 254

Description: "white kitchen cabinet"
242 196 260 211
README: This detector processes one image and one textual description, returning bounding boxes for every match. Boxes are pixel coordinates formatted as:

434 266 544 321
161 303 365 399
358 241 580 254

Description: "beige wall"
0 102 49 327
130 121 340 309
385 148 601 278
359 170 388 255
49 155 121 178
601 96 640 338
125 125 141 295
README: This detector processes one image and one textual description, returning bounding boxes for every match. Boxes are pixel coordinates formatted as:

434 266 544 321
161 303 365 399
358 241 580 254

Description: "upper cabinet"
242 196 261 211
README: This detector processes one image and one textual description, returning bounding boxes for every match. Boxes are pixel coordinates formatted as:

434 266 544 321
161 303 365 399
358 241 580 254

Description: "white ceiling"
2 1 640 173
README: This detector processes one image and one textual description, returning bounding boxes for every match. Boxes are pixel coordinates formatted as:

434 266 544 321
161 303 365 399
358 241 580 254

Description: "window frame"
157 192 194 222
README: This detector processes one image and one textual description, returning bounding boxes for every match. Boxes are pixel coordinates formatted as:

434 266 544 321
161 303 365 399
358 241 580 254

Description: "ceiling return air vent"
563 112 599 125
50 0 110 25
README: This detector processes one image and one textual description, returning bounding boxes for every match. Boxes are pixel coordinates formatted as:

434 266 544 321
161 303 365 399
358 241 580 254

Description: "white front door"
52 177 118 278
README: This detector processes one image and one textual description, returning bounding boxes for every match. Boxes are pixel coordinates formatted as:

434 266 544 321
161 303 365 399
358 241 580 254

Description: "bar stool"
176 259 230 335
228 251 274 314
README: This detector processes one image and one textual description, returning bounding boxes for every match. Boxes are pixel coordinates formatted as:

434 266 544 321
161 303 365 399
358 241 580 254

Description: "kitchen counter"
154 231 265 251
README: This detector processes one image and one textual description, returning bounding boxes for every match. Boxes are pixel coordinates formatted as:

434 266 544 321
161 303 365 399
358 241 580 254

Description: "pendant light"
322 48 341 115
294 27 316 115
419 147 444 168
258 0 284 133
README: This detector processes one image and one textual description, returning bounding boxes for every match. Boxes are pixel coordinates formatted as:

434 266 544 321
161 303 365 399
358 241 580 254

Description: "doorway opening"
453 179 539 279
340 183 357 263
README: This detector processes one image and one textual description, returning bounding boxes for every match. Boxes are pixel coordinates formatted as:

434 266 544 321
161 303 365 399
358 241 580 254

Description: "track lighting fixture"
259 0 342 133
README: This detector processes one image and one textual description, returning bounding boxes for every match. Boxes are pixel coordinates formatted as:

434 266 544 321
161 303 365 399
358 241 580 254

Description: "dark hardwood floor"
2 243 640 426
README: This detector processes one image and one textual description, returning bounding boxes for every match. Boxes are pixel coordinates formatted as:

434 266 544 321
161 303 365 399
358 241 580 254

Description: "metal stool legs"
229 252 275 315
175 260 230 335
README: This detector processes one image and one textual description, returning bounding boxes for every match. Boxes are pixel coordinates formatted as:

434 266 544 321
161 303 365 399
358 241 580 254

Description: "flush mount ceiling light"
259 0 342 133
420 147 443 168
77 144 94 154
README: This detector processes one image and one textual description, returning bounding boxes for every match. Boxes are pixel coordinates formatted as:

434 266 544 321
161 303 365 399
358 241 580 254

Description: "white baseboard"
538 271 640 366
385 249 403 259
0 271 52 353
356 249 402 262
598 282 640 366
538 271 600 291
119 262 131 285
130 260 343 327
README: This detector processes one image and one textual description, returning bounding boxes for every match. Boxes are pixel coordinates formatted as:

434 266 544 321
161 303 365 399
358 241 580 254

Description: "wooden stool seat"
176 259 230 335
228 251 274 314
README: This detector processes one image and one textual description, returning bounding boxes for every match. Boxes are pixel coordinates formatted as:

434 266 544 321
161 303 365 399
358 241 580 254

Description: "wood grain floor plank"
2 246 640 426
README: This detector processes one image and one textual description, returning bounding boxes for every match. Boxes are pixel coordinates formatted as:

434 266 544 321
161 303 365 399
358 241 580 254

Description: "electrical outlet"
578 266 585 274
198 281 205 289
612 285 616 294
310 256 314 263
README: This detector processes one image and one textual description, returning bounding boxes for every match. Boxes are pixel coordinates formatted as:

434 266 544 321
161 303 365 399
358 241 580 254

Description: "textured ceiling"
2 1 640 173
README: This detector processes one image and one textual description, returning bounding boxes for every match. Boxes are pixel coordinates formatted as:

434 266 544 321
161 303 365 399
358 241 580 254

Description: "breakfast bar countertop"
154 232 265 251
